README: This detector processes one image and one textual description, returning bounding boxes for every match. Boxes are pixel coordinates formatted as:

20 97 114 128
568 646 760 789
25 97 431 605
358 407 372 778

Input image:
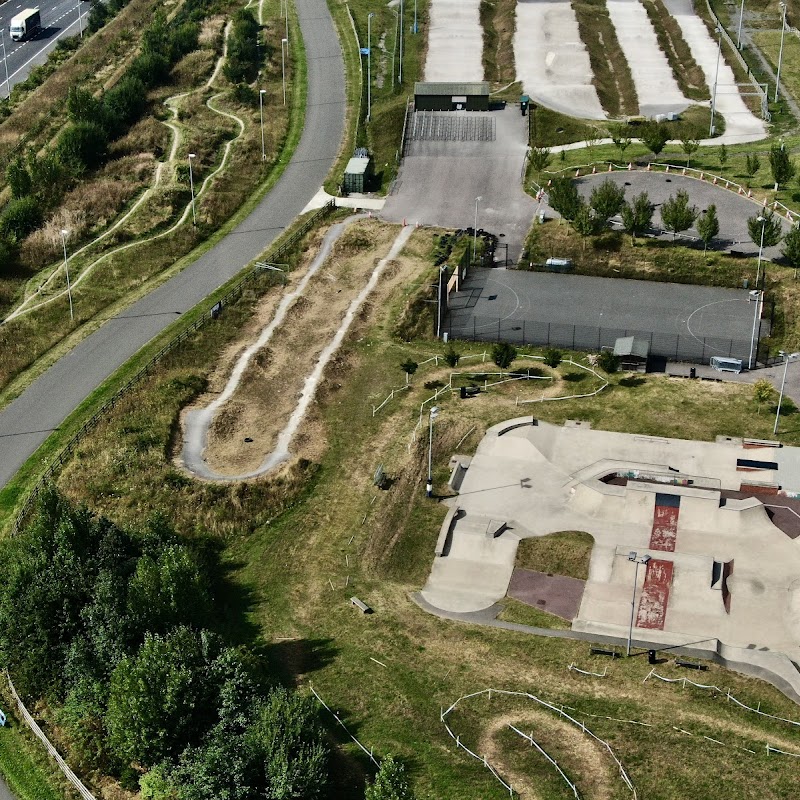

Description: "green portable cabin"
343 156 372 193
413 82 490 112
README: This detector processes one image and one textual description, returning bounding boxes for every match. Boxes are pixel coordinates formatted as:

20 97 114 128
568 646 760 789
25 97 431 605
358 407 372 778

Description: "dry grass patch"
480 0 517 86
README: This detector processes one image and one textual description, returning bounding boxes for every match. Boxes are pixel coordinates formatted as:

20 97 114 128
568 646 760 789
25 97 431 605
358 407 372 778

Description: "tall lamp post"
281 38 288 105
709 26 722 137
398 0 404 84
188 153 196 226
748 289 762 369
77 0 84 37
626 552 651 657
283 0 289 43
391 9 398 89
426 406 439 497
472 195 482 264
1 31 9 99
259 89 266 160
436 264 446 339
414 0 418 33
776 1 787 102
774 351 800 434
60 229 74 322
756 214 767 289
367 12 375 122
737 0 745 49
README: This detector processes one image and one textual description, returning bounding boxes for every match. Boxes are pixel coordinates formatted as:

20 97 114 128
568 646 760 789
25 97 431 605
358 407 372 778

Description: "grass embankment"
26 216 800 798
754 28 800 107
571 0 639 117
642 0 709 100
480 0 517 88
515 531 594 580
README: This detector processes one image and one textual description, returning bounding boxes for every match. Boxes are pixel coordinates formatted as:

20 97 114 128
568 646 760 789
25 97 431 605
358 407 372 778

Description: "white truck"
10 8 41 42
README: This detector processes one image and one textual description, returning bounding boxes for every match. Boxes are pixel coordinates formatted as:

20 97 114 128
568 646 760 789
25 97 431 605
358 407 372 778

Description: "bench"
373 464 387 489
351 596 372 614
675 658 707 671
590 647 621 659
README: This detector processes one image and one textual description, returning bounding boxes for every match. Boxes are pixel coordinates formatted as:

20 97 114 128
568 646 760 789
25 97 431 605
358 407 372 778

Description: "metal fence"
10 201 336 535
445 314 755 365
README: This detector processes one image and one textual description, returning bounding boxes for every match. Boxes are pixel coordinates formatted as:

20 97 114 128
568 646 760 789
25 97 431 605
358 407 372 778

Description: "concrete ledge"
435 505 460 557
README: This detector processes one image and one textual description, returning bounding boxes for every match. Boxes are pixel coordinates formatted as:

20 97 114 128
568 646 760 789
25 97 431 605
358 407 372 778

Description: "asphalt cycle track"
0 0 346 491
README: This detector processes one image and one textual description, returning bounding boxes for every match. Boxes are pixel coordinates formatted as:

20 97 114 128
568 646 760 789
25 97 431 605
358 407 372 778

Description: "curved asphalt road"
0 0 346 488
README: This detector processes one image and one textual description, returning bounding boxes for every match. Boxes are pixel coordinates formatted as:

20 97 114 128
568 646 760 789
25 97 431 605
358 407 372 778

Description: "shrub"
224 9 261 84
0 196 43 242
544 348 562 368
598 350 620 373
231 83 258 107
103 76 148 135
443 345 460 367
491 342 517 369
57 122 109 172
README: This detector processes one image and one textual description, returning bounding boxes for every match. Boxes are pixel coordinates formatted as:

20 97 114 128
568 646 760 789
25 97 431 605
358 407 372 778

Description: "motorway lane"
0 0 345 490
0 0 92 99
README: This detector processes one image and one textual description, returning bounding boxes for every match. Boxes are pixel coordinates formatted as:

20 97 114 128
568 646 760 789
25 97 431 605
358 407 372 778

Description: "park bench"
351 597 372 614
590 647 621 659
373 464 387 490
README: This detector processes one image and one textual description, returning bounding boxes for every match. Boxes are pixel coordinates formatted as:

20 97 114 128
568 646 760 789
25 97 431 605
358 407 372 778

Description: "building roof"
613 336 650 359
345 156 370 175
414 81 490 96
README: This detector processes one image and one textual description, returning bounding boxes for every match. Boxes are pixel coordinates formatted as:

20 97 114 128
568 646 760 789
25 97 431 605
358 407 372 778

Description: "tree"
400 360 418 382
620 192 654 243
547 176 581 221
747 211 782 251
781 226 800 268
660 189 698 240
443 345 460 367
753 379 775 413
719 143 728 167
0 196 42 241
641 123 669 157
681 138 699 168
5 156 32 199
492 342 517 369
366 755 416 800
544 348 562 368
609 125 632 161
697 205 720 252
598 350 620 373
744 153 760 181
529 146 551 172
769 142 795 190
224 9 261 84
56 121 109 172
590 179 626 226
572 200 598 247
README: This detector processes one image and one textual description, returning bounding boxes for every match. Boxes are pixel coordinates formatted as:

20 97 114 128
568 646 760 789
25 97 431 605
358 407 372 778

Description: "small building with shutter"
413 82 490 112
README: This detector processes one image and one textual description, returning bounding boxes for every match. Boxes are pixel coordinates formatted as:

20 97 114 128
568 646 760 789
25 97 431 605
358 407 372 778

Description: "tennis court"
445 269 765 364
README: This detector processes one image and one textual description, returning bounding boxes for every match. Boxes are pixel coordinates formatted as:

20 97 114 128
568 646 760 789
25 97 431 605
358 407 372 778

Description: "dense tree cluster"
0 489 329 798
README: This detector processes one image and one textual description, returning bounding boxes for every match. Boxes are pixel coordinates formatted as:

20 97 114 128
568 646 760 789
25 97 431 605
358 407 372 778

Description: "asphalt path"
0 0 91 98
0 0 345 490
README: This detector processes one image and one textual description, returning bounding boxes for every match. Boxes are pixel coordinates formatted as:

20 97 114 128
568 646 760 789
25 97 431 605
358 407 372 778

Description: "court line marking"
685 298 752 355
471 274 522 332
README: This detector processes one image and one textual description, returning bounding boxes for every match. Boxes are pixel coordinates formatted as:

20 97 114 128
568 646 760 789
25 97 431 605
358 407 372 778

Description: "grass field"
18 216 800 799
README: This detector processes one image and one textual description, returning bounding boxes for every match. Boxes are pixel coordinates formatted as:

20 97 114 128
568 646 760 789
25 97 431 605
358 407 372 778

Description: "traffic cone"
591 165 597 174
628 162 633 170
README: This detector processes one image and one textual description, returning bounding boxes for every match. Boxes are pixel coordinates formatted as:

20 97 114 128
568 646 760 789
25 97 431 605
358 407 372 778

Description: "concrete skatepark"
421 418 800 698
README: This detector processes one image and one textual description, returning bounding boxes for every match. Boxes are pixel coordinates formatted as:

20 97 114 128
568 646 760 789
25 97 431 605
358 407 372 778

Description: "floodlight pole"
426 406 439 497
188 153 196 226
473 196 482 264
776 2 787 102
367 13 375 122
436 264 446 338
391 9 398 89
627 552 650 657
774 352 800 434
281 38 288 106
259 89 266 160
60 229 73 322
709 26 722 137
756 215 766 290
398 0 404 84
748 290 761 369
1 31 9 99
737 0 745 48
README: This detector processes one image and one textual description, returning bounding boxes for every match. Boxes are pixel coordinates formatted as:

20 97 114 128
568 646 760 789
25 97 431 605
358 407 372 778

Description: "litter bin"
648 649 658 665
689 367 696 379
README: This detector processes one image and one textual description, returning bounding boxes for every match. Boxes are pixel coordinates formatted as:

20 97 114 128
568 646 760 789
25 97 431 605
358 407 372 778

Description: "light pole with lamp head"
414 0 418 33
473 196 482 264
709 26 722 137
737 0 745 49
281 38 288 105
426 406 439 497
1 31 9 99
627 552 651 656
756 214 767 289
367 12 375 122
776 1 787 102
259 89 266 160
283 0 289 43
60 229 74 322
436 264 447 339
77 0 84 37
774 351 800 434
748 289 762 369
390 9 398 89
398 0 404 84
188 153 196 226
